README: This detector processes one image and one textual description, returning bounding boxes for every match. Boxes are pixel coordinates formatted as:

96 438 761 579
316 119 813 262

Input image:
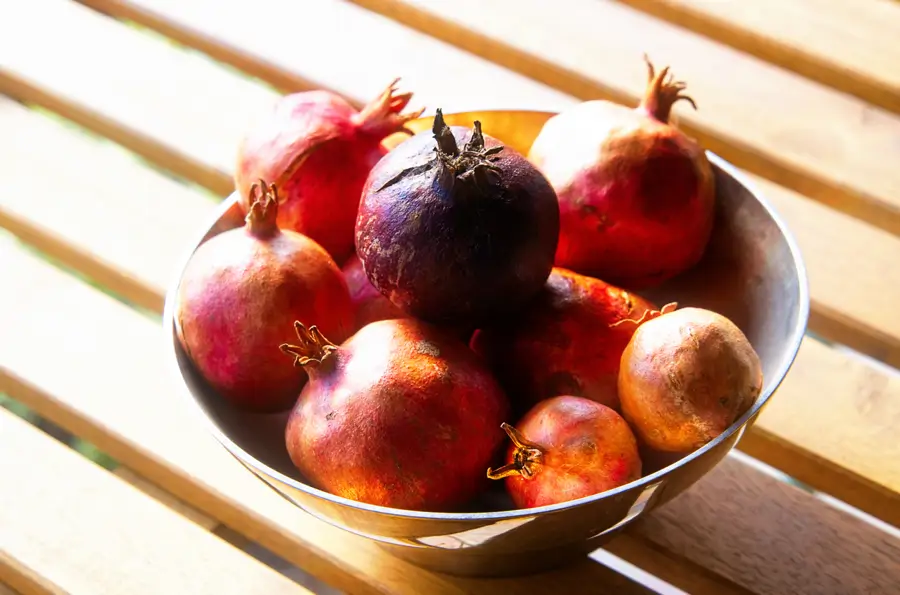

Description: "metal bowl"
162 110 810 577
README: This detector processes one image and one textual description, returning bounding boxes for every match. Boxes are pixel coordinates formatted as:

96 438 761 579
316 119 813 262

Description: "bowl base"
374 532 616 578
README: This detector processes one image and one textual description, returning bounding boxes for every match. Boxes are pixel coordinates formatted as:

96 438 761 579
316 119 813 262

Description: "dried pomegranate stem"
280 321 338 367
354 77 425 137
432 108 460 156
432 109 504 195
640 54 697 124
376 108 505 195
245 179 280 237
486 423 545 480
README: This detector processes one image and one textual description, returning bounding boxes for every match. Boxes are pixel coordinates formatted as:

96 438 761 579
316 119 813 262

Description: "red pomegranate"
235 79 423 265
471 268 668 413
619 306 763 452
528 56 715 289
280 318 510 511
175 181 355 412
488 396 641 508
341 253 406 331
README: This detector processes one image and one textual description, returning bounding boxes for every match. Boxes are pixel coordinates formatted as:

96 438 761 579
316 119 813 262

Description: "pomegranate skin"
528 59 715 289
619 307 763 452
341 253 406 331
283 318 510 511
489 396 641 509
356 110 560 328
471 267 658 413
235 80 422 265
175 183 355 413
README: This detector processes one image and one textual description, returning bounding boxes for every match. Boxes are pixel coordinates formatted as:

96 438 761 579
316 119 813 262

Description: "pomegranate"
487 396 641 509
341 253 406 331
470 267 672 413
280 318 510 511
619 306 763 453
235 79 423 265
175 181 355 413
527 56 715 289
355 109 560 328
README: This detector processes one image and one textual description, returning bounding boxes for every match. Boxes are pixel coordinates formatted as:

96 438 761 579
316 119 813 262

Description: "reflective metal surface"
162 110 810 577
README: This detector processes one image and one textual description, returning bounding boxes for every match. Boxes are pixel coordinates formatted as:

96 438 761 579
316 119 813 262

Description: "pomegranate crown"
486 423 545 481
245 179 280 236
639 55 697 124
354 77 425 137
432 109 505 195
280 321 337 367
375 108 506 197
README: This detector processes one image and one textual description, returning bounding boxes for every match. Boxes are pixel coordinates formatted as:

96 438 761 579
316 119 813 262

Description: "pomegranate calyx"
639 54 697 124
433 110 504 195
487 422 545 480
245 179 280 237
279 321 338 367
375 109 505 196
610 301 678 331
353 77 425 138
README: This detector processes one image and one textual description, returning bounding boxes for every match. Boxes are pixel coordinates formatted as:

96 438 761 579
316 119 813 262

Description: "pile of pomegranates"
176 60 763 513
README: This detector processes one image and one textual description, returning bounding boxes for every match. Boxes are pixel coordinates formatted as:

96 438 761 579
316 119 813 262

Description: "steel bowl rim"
161 109 811 522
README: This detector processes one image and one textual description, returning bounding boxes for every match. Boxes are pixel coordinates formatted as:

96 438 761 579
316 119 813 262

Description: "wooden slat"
2 241 898 595
69 0 900 368
750 177 900 368
1 6 899 518
745 340 900 525
0 240 655 595
77 0 573 112
615 0 900 115
631 450 900 595
345 0 900 237
113 467 219 530
758 337 900 526
0 408 308 595
0 98 216 312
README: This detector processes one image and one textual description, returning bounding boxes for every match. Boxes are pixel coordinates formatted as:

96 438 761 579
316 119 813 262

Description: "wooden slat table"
1 1 898 593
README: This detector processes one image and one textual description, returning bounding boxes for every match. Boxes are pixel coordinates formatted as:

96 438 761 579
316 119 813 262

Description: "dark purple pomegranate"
355 109 560 328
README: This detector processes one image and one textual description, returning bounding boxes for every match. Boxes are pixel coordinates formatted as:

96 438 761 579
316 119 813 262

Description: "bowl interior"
167 110 809 519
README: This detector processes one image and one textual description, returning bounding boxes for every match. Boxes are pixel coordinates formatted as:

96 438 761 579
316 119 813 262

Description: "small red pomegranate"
280 318 510 511
341 253 406 331
488 396 641 509
619 306 763 452
356 109 560 328
471 268 670 413
528 56 715 289
175 181 355 412
235 79 423 265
